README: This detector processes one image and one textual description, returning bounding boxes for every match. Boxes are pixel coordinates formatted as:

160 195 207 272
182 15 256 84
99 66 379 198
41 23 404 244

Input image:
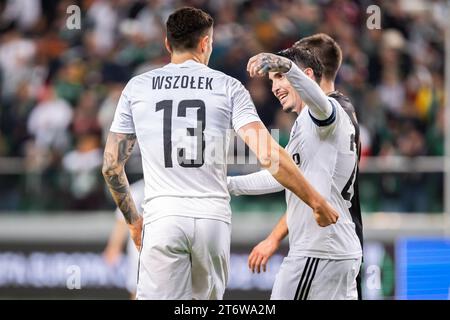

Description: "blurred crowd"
0 0 446 212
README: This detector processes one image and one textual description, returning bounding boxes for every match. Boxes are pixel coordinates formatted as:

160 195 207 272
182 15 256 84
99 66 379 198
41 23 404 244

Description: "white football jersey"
110 60 261 224
285 97 362 259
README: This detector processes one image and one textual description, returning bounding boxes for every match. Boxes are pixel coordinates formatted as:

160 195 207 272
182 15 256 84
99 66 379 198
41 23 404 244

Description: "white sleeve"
110 79 135 134
285 63 336 127
230 79 262 131
227 170 284 195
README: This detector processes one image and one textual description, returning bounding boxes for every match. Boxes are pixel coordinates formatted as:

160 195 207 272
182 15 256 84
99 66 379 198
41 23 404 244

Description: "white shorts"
271 256 362 300
136 216 231 300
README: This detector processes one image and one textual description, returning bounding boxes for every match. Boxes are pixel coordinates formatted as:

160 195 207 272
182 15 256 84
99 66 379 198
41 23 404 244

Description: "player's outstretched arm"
247 53 334 122
227 170 283 196
237 121 338 227
248 214 288 273
102 132 143 250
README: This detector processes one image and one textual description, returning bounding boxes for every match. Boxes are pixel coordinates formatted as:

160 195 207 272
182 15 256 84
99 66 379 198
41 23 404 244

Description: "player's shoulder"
203 65 242 85
328 91 355 114
128 65 168 83
121 65 171 94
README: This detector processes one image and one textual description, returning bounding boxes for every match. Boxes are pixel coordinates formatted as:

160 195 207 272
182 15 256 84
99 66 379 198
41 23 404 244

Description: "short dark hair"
294 33 342 81
166 7 214 51
276 47 323 84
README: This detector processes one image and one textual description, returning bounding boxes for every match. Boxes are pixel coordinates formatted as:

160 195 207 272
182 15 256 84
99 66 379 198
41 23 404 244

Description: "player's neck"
320 79 335 95
294 103 303 115
171 52 205 65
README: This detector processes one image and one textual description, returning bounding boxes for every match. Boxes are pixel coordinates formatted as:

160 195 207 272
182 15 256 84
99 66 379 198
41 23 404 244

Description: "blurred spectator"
1 0 41 32
62 133 103 209
71 89 101 136
86 0 119 56
0 26 36 99
53 58 86 106
26 86 72 153
98 83 124 142
0 0 445 212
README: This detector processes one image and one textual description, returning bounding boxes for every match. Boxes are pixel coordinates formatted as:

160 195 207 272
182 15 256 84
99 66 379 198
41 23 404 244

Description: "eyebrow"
270 72 282 78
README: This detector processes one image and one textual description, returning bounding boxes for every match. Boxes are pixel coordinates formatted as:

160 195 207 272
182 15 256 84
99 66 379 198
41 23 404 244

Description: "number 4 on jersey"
342 133 357 201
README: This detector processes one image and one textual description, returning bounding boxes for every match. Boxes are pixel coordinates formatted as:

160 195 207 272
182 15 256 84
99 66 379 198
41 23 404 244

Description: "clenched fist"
313 200 339 227
247 53 292 77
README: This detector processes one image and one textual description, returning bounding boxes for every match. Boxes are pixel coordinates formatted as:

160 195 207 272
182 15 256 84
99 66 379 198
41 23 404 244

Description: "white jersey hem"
143 212 231 225
287 249 362 260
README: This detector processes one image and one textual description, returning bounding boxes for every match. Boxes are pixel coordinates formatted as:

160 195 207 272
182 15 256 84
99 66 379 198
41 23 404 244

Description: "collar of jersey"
168 59 202 68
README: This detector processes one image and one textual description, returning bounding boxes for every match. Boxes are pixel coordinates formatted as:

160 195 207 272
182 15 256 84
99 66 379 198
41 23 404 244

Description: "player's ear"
164 37 173 55
199 34 209 53
304 68 315 81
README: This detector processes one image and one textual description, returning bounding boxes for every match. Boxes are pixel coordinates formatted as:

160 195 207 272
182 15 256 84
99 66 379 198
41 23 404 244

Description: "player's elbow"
259 154 281 174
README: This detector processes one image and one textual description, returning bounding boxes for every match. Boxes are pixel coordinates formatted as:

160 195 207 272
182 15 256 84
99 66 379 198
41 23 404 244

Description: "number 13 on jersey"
155 99 206 168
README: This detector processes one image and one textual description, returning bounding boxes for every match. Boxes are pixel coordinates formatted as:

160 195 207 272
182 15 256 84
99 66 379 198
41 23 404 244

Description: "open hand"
248 237 280 273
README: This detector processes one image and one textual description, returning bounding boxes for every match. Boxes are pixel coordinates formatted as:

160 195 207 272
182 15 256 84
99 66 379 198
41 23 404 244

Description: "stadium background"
0 0 449 299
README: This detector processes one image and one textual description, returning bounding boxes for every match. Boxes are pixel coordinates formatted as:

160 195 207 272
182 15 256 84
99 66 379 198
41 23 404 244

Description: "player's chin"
282 103 294 113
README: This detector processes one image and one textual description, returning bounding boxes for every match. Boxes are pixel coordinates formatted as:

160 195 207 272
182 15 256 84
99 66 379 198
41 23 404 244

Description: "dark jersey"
328 91 363 249
328 91 364 300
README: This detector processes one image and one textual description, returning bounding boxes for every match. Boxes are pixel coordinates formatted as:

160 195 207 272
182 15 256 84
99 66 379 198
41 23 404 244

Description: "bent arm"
102 132 141 227
285 63 334 122
248 214 288 273
237 121 326 211
268 214 288 243
246 52 335 123
228 170 283 195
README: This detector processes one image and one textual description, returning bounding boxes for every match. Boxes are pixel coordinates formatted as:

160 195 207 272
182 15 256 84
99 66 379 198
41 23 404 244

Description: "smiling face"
269 71 303 113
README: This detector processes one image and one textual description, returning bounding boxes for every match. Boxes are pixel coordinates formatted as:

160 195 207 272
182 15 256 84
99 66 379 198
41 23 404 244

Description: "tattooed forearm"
118 134 136 163
258 53 292 74
102 132 140 225
105 171 139 224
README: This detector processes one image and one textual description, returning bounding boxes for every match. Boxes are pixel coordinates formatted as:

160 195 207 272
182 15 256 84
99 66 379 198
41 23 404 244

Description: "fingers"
246 57 256 76
247 61 261 77
333 213 339 223
133 240 141 251
255 255 264 273
317 218 336 227
315 200 340 227
131 232 142 251
316 213 339 227
328 209 339 224
248 249 257 272
259 64 270 75
317 220 330 227
246 54 259 72
248 251 270 273
261 257 268 272
248 250 262 273
249 62 268 77
247 54 269 78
